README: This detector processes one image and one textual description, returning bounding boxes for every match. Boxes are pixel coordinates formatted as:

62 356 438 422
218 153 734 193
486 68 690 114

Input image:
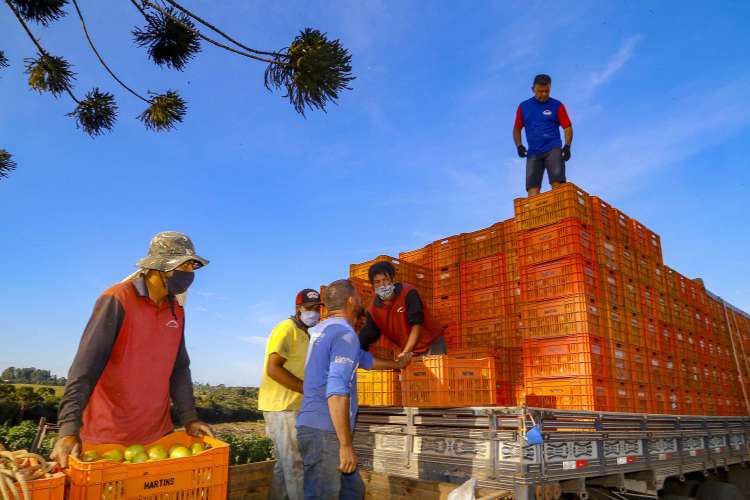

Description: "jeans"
296 425 365 500
264 411 304 500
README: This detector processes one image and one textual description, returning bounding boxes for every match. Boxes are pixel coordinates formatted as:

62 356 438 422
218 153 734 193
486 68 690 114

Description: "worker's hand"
396 351 413 368
338 444 358 474
516 144 527 158
185 420 215 438
562 144 571 161
50 434 81 468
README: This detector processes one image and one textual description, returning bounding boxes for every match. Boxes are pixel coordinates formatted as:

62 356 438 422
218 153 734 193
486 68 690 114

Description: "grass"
11 383 65 397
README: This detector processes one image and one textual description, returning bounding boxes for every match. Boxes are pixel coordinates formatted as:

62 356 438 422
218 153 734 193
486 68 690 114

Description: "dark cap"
296 288 322 306
533 74 551 86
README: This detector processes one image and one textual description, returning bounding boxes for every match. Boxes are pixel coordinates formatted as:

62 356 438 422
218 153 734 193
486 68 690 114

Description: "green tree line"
1 367 66 386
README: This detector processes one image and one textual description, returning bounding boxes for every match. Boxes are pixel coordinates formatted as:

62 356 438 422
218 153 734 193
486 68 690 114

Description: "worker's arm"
267 353 304 393
513 105 527 157
53 295 124 466
371 353 412 370
358 312 381 351
170 333 213 438
398 289 425 357
564 125 573 146
326 331 363 473
327 395 357 473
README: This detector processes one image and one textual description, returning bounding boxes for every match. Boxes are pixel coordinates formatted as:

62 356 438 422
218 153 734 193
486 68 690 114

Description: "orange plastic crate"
626 311 646 347
590 196 615 234
609 380 633 413
601 305 628 344
460 254 505 292
618 245 637 280
608 341 630 382
432 293 460 323
521 295 601 338
636 253 656 287
650 385 668 414
14 473 65 500
399 245 431 267
520 255 598 302
434 264 461 295
461 318 521 349
461 224 504 261
629 346 649 384
68 431 229 500
593 231 620 274
518 218 595 267
642 318 661 350
460 286 506 322
430 236 462 268
401 356 497 407
633 383 650 413
647 350 664 386
357 369 402 406
522 334 607 379
611 208 634 246
599 269 625 307
622 278 640 312
513 183 592 231
630 220 663 263
525 376 609 411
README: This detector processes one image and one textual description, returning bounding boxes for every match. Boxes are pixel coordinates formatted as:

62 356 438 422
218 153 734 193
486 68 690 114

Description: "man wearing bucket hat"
258 288 322 500
51 231 212 467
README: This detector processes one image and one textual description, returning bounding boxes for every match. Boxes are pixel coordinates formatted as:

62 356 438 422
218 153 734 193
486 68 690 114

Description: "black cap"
296 288 322 306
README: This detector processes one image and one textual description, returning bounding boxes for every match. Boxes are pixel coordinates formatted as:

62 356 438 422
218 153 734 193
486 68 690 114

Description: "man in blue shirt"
513 74 574 196
297 279 411 499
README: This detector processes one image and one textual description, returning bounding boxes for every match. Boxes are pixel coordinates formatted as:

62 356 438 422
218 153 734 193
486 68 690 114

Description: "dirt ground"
212 421 267 436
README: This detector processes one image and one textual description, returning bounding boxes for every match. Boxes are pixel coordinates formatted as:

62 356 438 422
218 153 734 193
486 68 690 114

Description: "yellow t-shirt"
258 318 309 412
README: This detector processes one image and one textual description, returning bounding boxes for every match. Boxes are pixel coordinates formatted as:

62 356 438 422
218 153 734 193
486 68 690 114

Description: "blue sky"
1 1 749 386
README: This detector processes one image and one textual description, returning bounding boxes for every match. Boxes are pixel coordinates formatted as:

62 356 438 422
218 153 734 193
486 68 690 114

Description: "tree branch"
4 0 80 103
133 0 285 66
162 0 283 58
71 0 150 103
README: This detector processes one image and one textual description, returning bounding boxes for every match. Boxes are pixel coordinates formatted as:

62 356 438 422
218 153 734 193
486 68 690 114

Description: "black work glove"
562 144 571 161
516 144 527 158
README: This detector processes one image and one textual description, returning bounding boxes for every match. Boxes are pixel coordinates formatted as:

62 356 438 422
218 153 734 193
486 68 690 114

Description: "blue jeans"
296 426 365 500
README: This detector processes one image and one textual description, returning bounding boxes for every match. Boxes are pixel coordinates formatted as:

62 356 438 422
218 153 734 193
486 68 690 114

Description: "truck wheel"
695 481 743 500
663 479 701 496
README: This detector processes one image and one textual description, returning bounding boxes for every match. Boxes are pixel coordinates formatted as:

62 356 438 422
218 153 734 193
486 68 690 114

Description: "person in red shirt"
358 261 446 359
51 231 213 466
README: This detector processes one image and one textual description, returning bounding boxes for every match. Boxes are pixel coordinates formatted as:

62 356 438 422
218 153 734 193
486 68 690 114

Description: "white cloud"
591 35 644 88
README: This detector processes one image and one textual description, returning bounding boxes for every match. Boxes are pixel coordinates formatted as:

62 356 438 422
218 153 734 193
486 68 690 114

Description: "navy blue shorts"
526 147 566 190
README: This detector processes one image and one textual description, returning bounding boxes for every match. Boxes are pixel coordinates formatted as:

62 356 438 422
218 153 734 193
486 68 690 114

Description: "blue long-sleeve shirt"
296 317 373 432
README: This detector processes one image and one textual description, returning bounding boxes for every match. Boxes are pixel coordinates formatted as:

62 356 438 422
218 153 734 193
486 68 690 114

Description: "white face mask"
300 311 320 327
375 283 395 300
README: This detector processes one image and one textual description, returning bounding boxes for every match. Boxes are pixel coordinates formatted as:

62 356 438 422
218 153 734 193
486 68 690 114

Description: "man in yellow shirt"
258 289 321 500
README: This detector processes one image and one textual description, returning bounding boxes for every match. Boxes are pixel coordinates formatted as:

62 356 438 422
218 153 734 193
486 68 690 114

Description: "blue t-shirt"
514 97 571 156
296 317 374 432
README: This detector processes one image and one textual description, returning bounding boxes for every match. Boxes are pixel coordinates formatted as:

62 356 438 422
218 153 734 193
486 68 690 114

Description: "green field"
11 383 65 397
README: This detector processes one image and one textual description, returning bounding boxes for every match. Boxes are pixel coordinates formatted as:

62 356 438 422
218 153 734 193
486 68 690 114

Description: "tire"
663 479 701 496
695 481 743 500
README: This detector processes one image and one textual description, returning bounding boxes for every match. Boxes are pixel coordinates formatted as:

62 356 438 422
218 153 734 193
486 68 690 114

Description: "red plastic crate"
636 253 656 287
639 284 658 318
430 236 462 268
522 334 607 379
460 254 505 292
520 255 598 302
521 295 601 339
461 224 504 261
525 376 609 412
642 318 661 350
401 356 497 407
461 286 506 322
513 183 592 231
518 218 595 267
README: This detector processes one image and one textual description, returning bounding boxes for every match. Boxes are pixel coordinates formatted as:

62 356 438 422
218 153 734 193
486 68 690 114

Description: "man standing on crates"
50 232 213 466
257 288 323 500
297 279 412 499
359 261 447 358
513 74 574 196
